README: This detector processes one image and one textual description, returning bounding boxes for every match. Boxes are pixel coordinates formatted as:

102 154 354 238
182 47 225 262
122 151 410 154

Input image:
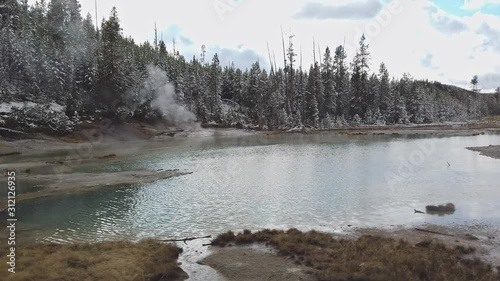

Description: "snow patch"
0 102 64 114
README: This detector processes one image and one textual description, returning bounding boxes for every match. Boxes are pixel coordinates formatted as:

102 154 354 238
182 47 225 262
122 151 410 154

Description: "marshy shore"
3 240 188 281
467 145 500 160
1 123 500 280
5 225 499 281
0 169 191 211
201 225 500 281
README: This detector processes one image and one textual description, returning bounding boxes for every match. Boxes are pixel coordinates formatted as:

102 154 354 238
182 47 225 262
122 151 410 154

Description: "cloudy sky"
35 0 500 91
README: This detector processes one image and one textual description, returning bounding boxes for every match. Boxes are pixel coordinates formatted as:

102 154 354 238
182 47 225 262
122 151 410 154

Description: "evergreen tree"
471 75 479 93
73 13 97 114
158 40 167 57
0 0 21 30
304 65 319 127
350 34 370 119
367 73 379 115
0 2 492 131
245 61 262 125
322 47 336 118
378 63 391 117
285 35 297 116
257 68 269 129
495 87 500 108
96 7 127 112
313 61 325 123
333 45 349 120
207 53 223 122
407 84 426 124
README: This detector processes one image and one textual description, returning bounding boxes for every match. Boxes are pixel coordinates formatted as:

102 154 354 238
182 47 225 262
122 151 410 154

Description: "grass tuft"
426 203 456 214
5 240 187 281
212 229 499 281
211 231 235 246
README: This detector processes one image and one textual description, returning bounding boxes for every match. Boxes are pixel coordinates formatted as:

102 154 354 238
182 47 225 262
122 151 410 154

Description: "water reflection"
9 132 500 243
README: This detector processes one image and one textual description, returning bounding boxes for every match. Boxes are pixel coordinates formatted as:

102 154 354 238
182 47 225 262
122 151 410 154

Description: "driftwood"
414 228 454 237
0 151 21 157
0 126 30 138
154 129 184 138
94 153 116 159
160 235 211 245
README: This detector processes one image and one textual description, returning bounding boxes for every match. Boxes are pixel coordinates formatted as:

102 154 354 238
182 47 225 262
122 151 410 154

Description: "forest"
1 0 500 133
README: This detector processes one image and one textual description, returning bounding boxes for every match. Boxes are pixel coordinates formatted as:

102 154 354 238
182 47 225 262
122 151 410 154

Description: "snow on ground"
0 101 64 114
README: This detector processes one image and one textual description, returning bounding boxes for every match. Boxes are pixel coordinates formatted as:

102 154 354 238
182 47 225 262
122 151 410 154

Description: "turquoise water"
9 132 500 243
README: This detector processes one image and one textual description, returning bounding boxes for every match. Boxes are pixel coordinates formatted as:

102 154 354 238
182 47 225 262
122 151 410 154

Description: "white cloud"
461 0 500 10
294 0 383 20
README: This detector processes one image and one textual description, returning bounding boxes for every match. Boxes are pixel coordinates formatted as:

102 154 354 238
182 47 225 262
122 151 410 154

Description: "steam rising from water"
143 65 197 126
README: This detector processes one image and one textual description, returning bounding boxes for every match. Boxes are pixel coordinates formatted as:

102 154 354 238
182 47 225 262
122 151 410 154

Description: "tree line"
0 0 497 133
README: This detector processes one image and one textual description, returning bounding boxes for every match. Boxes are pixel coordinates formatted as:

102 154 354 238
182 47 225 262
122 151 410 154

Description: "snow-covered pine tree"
495 87 500 113
368 73 380 115
386 78 399 124
207 53 223 122
285 34 297 117
407 84 426 124
470 75 479 93
96 7 128 113
0 1 492 132
245 61 261 124
378 62 391 117
350 34 371 120
322 47 336 118
305 64 319 127
313 61 325 125
333 45 349 121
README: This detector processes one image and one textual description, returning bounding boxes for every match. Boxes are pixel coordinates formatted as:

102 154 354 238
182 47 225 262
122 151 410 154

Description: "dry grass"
0 151 22 157
94 153 117 159
426 203 456 215
212 229 499 281
59 136 87 143
483 115 500 122
5 240 187 281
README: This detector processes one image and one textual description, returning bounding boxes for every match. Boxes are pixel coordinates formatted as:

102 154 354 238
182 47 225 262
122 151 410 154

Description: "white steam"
143 65 197 126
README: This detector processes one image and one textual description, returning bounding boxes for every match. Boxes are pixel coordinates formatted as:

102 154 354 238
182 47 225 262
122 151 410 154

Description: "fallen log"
154 129 185 138
414 228 454 237
94 153 117 159
0 151 21 157
159 235 212 245
0 126 30 138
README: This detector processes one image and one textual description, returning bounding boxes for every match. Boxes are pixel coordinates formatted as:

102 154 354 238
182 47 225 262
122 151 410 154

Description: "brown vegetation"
5 240 187 281
0 151 21 157
94 153 117 159
211 229 499 281
426 203 456 215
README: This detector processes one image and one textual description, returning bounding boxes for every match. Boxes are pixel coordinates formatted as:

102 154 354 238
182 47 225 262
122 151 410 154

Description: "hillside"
1 1 498 135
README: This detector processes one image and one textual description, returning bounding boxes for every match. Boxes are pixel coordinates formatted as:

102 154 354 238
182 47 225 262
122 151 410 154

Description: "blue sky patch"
431 0 474 16
481 3 500 16
430 0 500 16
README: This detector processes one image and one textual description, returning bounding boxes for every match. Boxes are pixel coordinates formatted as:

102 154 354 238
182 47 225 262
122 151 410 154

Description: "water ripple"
13 133 500 243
